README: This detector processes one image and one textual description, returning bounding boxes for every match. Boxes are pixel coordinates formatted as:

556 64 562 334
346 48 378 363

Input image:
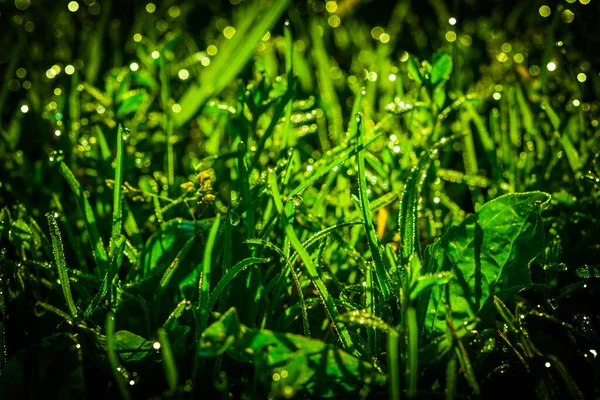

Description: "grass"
0 0 599 399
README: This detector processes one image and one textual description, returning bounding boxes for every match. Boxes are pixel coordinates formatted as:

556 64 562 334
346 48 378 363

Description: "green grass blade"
46 212 78 319
245 238 311 337
196 215 221 335
455 340 481 396
445 352 458 400
174 0 290 126
84 235 126 318
159 56 175 187
157 328 178 393
356 112 390 300
157 234 198 298
406 306 419 398
288 115 391 197
387 330 401 400
95 126 112 162
193 214 221 384
106 312 132 400
58 160 108 274
207 257 269 312
268 171 355 354
283 20 295 148
237 142 255 239
109 125 125 259
310 19 343 142
35 301 74 324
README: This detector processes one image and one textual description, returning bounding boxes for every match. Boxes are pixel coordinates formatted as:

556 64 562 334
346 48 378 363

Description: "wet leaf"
430 52 453 87
199 308 386 397
421 192 550 339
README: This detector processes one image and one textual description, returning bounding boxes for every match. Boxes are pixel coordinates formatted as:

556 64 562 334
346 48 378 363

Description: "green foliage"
421 192 550 338
0 0 599 399
199 308 386 397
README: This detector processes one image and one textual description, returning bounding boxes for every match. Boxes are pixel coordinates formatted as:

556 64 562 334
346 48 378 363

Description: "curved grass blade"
109 125 125 259
356 112 390 300
245 238 311 337
193 214 221 385
84 235 126 318
288 114 391 197
397 153 430 267
207 257 269 312
58 160 108 274
46 212 78 319
268 171 355 353
35 301 75 325
156 234 198 298
106 312 132 400
157 328 178 393
197 214 221 330
174 0 290 126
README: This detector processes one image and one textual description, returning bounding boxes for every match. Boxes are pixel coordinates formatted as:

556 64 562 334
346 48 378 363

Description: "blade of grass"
310 19 343 142
288 114 391 197
245 238 310 337
46 212 78 319
84 235 126 318
356 112 391 300
207 257 269 312
268 171 355 354
159 56 175 187
157 234 198 299
58 160 108 274
194 214 221 384
174 0 290 126
157 328 178 393
387 329 401 400
109 125 125 259
282 20 296 148
406 306 419 398
106 312 132 400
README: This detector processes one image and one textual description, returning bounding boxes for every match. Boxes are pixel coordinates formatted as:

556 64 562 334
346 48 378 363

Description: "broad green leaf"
199 308 386 398
575 264 600 279
421 192 550 339
139 219 208 276
430 52 453 87
106 330 153 363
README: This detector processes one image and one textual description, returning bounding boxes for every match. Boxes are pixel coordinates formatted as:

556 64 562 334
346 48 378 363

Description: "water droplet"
229 213 241 227
49 150 64 164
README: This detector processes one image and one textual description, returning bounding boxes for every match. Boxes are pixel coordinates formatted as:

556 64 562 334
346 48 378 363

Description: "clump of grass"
0 0 599 399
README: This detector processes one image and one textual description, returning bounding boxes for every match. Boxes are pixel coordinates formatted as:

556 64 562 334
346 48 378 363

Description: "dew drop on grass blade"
355 112 391 301
268 170 355 354
109 125 125 260
58 160 108 274
84 235 126 318
46 212 78 319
